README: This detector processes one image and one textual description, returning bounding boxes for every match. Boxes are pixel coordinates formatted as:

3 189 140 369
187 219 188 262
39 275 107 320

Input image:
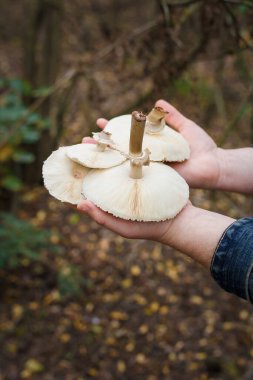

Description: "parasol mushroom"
66 131 126 169
104 106 190 162
82 111 189 221
42 147 88 204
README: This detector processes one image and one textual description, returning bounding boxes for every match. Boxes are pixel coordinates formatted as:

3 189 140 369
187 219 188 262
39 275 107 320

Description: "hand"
83 100 222 189
155 100 221 189
77 199 233 268
77 199 178 241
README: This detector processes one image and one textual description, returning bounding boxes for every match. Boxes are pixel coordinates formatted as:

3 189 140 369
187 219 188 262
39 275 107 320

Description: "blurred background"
0 1 253 379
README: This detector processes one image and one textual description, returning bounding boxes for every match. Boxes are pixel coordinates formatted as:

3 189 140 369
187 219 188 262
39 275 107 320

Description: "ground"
0 186 252 380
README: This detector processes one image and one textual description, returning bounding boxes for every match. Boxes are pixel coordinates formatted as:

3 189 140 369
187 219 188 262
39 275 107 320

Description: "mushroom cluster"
43 106 190 221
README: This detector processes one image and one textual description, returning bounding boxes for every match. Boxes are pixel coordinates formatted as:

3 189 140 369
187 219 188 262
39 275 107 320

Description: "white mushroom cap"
66 143 126 169
82 161 189 221
105 114 190 162
43 147 88 204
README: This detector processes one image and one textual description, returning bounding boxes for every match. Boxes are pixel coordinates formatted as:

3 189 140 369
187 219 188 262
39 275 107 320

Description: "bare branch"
165 0 203 7
222 1 253 52
223 0 253 7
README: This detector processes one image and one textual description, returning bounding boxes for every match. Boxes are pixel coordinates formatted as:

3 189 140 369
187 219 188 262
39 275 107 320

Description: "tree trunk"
23 0 63 184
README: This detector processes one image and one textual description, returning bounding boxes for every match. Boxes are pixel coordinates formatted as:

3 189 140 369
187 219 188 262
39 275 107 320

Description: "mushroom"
42 147 88 204
104 106 190 162
66 131 126 169
83 111 189 221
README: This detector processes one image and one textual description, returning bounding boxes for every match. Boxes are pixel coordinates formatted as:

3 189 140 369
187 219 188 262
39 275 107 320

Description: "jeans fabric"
210 217 253 303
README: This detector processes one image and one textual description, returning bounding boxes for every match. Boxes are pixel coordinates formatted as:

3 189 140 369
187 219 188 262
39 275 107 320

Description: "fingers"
96 118 108 130
82 118 108 143
77 200 135 238
82 137 96 144
155 99 191 133
77 200 160 240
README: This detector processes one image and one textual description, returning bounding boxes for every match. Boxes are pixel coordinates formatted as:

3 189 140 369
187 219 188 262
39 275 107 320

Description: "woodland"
0 1 253 379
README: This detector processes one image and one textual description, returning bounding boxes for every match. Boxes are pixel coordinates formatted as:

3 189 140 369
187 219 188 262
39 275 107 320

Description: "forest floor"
0 184 252 380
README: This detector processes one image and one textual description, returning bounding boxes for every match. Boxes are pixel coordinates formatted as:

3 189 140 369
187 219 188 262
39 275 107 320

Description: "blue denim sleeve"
210 217 253 303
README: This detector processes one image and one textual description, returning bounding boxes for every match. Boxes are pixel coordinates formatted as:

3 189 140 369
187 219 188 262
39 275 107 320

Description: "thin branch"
223 0 253 7
222 1 253 52
165 0 203 7
219 84 253 146
95 16 164 62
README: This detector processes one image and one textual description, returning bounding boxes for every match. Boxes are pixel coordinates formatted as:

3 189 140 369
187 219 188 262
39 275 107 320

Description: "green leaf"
0 212 54 269
174 77 193 96
39 118 52 130
20 126 40 143
239 4 249 14
9 79 32 95
33 86 53 97
27 113 41 124
2 175 23 192
13 151 35 163
0 77 7 89
58 266 84 297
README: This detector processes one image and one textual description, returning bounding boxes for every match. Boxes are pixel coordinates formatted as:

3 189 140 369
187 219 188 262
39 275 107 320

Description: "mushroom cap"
43 147 88 204
82 161 189 221
105 114 190 162
66 143 126 169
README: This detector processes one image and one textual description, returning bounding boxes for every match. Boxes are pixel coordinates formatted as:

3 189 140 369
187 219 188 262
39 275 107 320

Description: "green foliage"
0 77 51 192
57 265 86 298
0 212 51 269
0 212 85 298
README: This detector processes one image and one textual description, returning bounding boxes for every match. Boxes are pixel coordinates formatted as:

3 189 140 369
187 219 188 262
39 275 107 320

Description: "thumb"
155 99 190 133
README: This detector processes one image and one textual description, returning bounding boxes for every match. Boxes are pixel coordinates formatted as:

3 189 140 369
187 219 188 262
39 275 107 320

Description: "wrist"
157 202 195 245
215 148 229 191
157 202 235 268
215 147 253 194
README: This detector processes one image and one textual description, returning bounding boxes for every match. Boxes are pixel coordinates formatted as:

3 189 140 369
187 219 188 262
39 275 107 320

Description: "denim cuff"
210 217 253 303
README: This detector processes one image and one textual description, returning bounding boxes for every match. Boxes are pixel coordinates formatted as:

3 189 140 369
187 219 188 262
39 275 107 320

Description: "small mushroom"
83 111 189 221
104 107 190 162
43 147 88 204
66 131 126 169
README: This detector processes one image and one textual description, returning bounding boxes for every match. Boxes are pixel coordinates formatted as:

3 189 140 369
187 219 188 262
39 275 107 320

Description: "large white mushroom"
104 107 190 162
66 131 126 169
83 111 189 221
43 147 88 204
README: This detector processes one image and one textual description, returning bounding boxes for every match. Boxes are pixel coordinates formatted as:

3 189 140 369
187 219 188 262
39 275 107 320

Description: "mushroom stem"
129 111 147 179
129 111 146 157
146 106 169 134
130 161 142 179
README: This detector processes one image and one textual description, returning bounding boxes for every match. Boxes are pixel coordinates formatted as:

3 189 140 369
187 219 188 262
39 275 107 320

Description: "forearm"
216 148 253 194
159 204 235 268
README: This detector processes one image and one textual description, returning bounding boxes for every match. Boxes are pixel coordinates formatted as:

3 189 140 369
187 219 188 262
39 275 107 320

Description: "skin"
77 99 253 268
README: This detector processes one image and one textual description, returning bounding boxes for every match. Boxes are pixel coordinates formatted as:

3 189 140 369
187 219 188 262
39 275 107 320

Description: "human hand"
155 100 221 189
77 199 233 269
83 100 222 189
77 199 178 241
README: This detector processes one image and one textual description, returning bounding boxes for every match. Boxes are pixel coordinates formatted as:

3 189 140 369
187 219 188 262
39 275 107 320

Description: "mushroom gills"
43 147 89 204
82 161 189 222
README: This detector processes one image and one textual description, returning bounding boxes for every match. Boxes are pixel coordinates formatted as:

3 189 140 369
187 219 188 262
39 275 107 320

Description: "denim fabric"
210 218 253 303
